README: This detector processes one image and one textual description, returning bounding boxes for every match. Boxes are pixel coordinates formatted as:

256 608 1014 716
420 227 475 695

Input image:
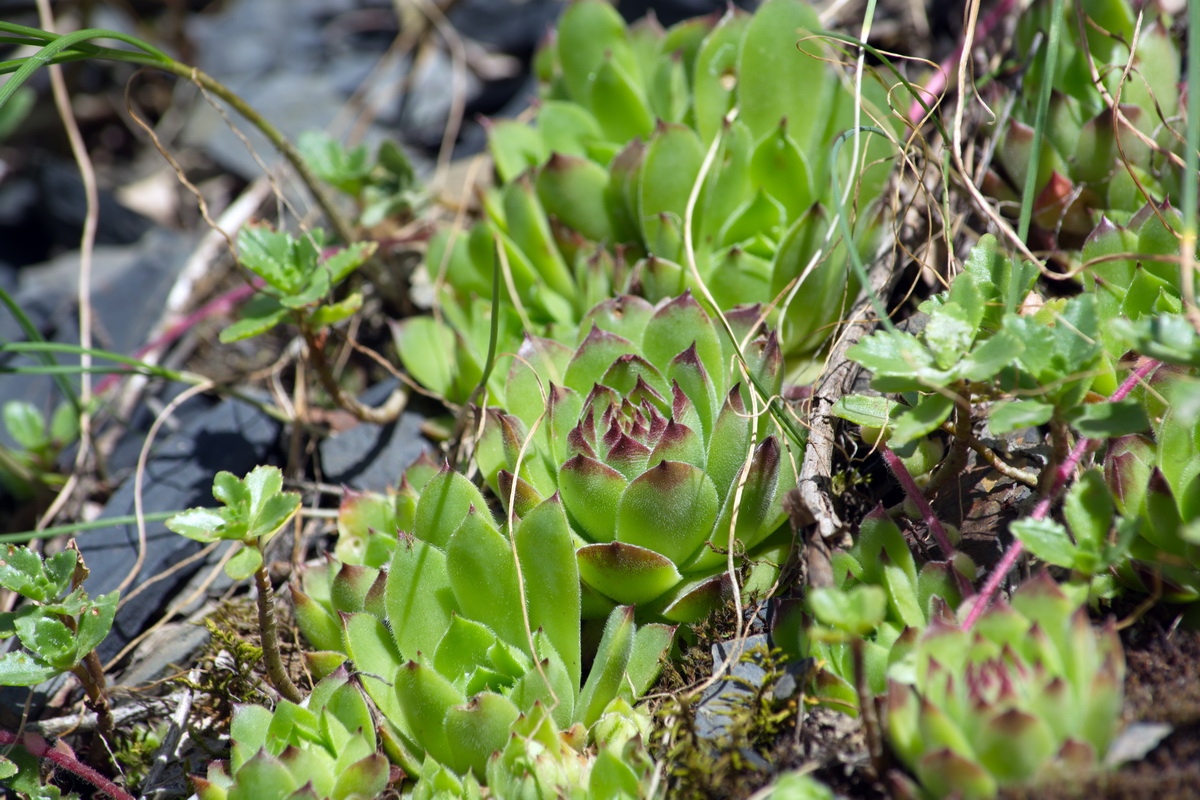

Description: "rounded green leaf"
444 692 521 778
615 460 719 565
559 454 628 543
577 541 682 605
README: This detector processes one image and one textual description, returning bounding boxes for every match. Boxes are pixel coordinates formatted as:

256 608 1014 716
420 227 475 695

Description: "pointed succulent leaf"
749 121 813 220
340 612 407 727
502 175 576 299
556 0 632 106
667 345 720 439
386 538 455 660
446 508 525 652
413 467 490 549
638 123 705 261
535 154 614 244
643 293 724 381
510 632 576 730
625 622 676 697
736 0 823 145
975 708 1057 784
506 335 574 429
914 749 996 800
515 495 582 686
577 606 636 727
330 754 389 800
1063 468 1114 556
394 660 467 771
444 692 521 779
589 55 655 142
564 326 638 393
616 460 719 565
497 471 544 519
330 562 380 615
657 571 732 623
290 585 342 652
692 9 751 142
1104 434 1155 517
706 387 752 501
577 542 682 605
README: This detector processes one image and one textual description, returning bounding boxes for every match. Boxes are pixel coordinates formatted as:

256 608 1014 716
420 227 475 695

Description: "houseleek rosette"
289 460 671 797
474 292 798 623
194 668 389 800
985 0 1181 239
773 508 975 715
395 0 897 402
885 573 1125 799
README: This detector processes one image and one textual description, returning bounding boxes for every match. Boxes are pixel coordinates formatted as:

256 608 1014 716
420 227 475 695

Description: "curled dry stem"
304 327 407 424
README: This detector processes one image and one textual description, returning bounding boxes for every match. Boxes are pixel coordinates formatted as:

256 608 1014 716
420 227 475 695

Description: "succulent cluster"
288 462 672 797
194 668 390 800
885 574 1124 799
396 0 898 401
473 293 798 623
774 509 974 713
984 0 1181 240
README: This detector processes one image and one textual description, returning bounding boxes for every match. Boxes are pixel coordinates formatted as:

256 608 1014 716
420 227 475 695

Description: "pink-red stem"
963 359 1162 630
94 278 264 396
0 728 134 800
907 0 1020 124
881 445 956 558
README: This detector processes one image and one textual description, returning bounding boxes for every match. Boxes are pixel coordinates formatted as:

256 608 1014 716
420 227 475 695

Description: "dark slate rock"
0 231 193 457
87 394 283 662
693 630 809 742
318 380 430 491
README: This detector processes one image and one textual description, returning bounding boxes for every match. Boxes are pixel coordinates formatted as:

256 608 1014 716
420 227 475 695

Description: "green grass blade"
0 285 82 415
1017 0 1064 244
0 512 178 543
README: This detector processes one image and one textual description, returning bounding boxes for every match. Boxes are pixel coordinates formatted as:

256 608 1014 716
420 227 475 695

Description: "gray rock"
87 394 283 662
318 381 431 491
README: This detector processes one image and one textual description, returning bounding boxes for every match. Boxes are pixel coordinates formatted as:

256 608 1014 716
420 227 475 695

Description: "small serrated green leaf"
889 393 954 446
165 508 226 543
309 292 364 329
832 395 901 429
219 294 289 343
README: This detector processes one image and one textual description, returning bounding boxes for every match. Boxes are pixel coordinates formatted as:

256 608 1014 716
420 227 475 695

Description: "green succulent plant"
1101 365 1200 601
193 667 391 800
774 509 974 714
985 0 1181 240
884 572 1125 799
396 0 898 402
470 292 799 623
290 460 672 796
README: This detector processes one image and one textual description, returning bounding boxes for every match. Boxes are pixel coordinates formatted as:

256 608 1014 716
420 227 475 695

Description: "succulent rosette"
394 0 898 403
772 508 975 714
472 292 798 623
193 668 390 800
885 573 1125 799
984 0 1181 240
289 460 671 796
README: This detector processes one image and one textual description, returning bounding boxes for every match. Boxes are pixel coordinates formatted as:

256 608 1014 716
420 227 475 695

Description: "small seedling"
167 466 303 702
